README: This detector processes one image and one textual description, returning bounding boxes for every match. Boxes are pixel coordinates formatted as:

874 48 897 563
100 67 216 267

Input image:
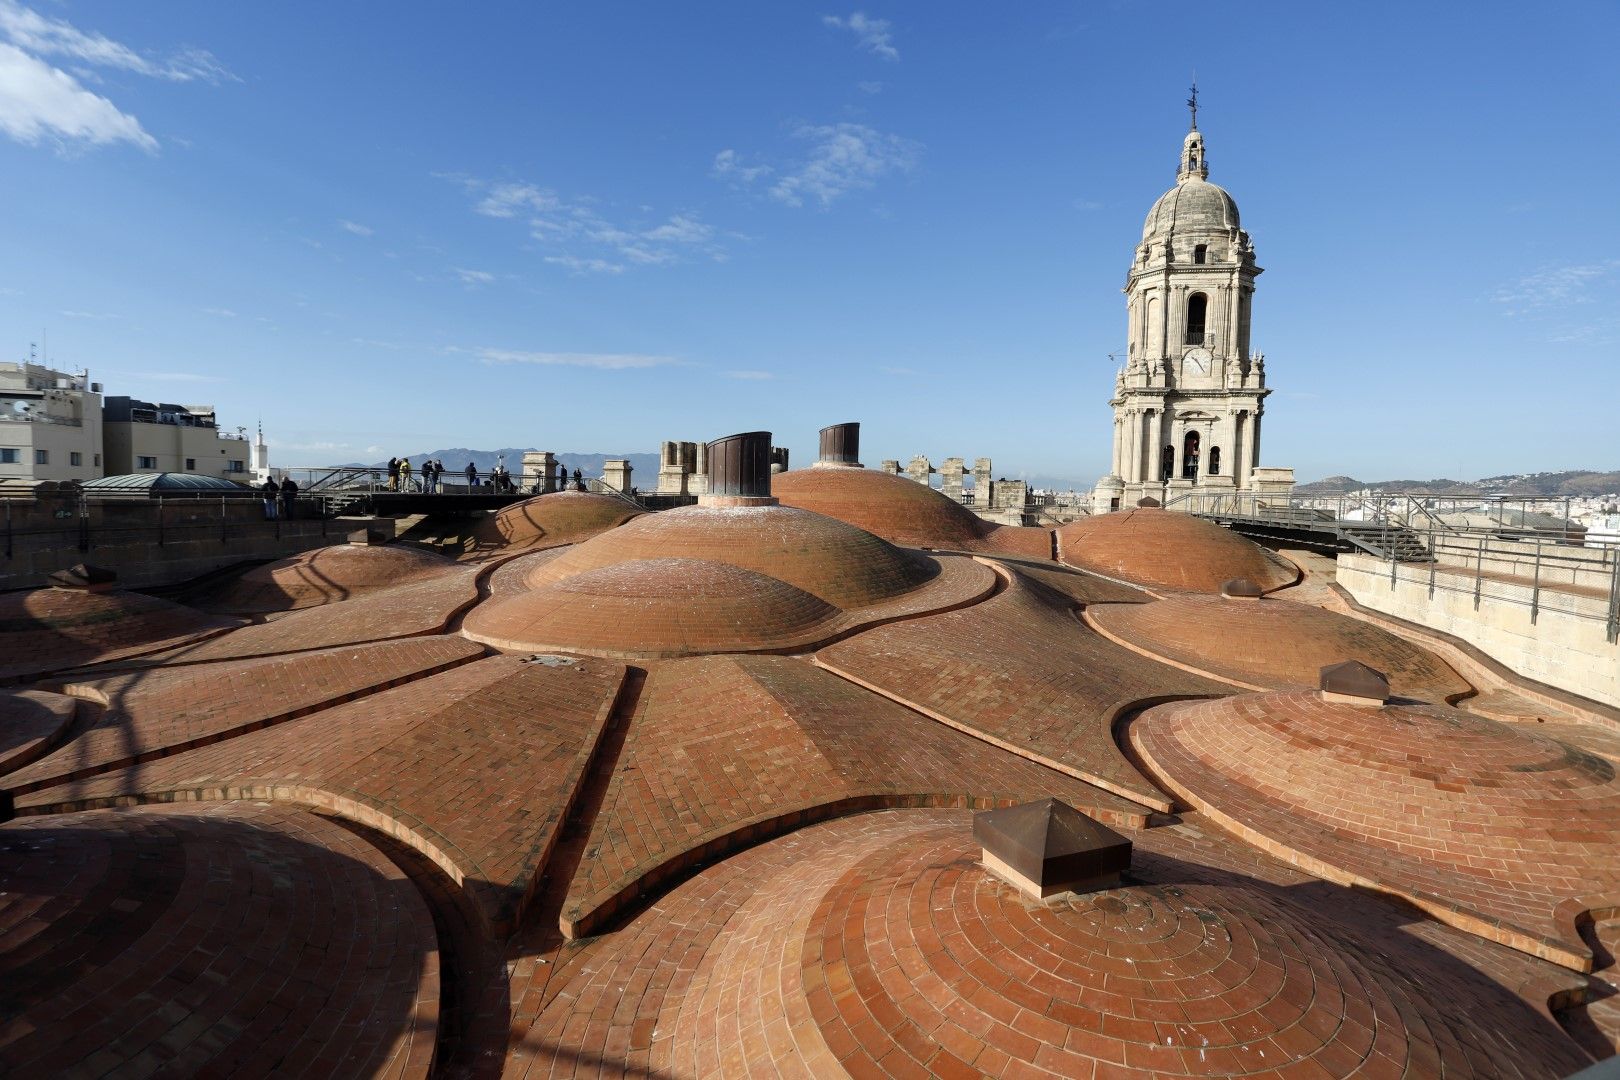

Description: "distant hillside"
379 448 661 480
1299 470 1620 497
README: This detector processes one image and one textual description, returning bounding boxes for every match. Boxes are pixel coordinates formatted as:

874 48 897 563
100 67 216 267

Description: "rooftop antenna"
1187 77 1199 131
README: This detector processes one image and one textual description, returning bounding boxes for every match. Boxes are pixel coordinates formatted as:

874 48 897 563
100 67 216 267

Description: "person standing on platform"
261 477 279 519
387 457 399 491
400 457 413 491
280 475 298 519
556 462 567 492
465 461 478 490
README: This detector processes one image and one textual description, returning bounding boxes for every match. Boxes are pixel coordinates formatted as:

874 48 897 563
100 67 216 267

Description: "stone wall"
1337 553 1619 708
1431 535 1616 593
1 495 392 591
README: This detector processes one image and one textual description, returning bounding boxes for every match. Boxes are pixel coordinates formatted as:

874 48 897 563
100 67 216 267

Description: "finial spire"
1187 79 1199 131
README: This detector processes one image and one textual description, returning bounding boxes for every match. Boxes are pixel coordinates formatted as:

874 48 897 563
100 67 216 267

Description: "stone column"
602 459 632 493
940 457 965 501
906 455 932 486
690 441 709 495
522 450 558 493
879 460 900 476
657 441 687 495
973 458 993 504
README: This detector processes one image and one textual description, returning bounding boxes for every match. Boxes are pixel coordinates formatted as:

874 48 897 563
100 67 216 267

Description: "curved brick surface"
1089 593 1473 701
0 587 241 681
773 467 1052 559
202 542 457 612
467 490 643 553
523 504 938 609
560 654 1148 938
6 637 484 794
484 545 571 602
517 810 1589 1078
125 563 485 665
0 803 438 1079
1006 559 1153 605
21 655 626 936
467 554 995 659
0 690 77 776
819 572 1230 811
1057 507 1296 593
1132 691 1620 969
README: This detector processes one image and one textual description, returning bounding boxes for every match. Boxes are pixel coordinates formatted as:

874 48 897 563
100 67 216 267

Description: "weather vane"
1187 80 1199 131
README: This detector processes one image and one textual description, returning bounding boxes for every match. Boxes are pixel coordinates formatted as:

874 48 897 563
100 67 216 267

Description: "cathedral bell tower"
1096 89 1273 512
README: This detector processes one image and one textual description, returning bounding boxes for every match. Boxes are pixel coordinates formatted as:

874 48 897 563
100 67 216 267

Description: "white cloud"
475 348 679 371
280 440 350 452
339 219 373 237
723 370 777 380
201 307 237 318
1493 261 1617 315
0 1 232 82
59 308 116 319
768 123 920 208
712 148 772 185
822 13 899 61
453 267 495 285
0 42 155 151
857 80 883 95
455 175 723 272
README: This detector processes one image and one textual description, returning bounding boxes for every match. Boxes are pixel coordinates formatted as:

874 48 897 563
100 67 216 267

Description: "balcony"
1184 331 1213 347
0 412 82 427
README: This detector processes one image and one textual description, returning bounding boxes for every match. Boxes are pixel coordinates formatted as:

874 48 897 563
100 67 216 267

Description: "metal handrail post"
1609 555 1620 645
1428 526 1436 598
1474 536 1484 610
1530 538 1542 625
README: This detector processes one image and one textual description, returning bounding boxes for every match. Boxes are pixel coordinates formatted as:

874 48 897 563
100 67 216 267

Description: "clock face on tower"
1182 347 1213 377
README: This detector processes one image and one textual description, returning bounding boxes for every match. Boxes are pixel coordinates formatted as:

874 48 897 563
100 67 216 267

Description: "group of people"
260 475 298 520
381 456 588 495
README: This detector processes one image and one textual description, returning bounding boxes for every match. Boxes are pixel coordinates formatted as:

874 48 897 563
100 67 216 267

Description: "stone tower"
1096 97 1272 512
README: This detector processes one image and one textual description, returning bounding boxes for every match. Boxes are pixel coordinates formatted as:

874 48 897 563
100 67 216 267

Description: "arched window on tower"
1185 293 1208 345
1194 244 1207 264
1182 430 1201 481
1209 446 1221 476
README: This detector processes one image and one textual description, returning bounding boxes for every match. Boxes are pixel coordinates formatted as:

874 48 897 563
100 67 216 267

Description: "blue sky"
1 2 1615 486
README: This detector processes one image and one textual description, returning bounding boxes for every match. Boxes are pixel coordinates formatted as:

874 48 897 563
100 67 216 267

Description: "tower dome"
1141 175 1241 239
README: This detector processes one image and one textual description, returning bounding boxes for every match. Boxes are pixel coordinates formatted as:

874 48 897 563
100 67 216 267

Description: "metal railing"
1162 489 1584 536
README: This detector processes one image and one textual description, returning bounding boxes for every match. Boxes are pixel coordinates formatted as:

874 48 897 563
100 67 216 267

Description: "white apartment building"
102 396 253 480
0 362 105 485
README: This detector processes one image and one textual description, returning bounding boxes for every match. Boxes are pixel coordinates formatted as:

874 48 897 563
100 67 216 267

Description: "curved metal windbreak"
706 431 773 497
818 422 860 464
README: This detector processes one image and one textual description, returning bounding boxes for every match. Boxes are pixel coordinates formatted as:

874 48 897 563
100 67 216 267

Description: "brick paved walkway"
0 803 438 1078
6 637 484 795
559 655 1149 939
201 542 459 612
0 689 77 776
819 572 1230 811
19 656 626 936
1087 593 1473 702
1132 691 1620 970
515 809 1591 1078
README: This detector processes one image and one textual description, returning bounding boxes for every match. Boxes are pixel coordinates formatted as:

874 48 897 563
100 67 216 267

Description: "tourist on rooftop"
465 461 477 490
556 463 566 492
279 475 298 519
386 457 399 491
260 477 279 519
572 467 583 492
400 458 413 491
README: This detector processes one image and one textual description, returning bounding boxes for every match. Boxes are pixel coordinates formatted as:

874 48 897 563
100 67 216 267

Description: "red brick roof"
1089 593 1473 701
203 543 456 612
0 587 241 681
468 490 643 553
1058 507 1297 593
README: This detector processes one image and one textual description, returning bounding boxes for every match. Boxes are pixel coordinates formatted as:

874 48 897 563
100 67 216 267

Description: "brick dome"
468 490 643 551
1057 507 1295 592
1089 594 1472 701
522 504 937 609
772 467 1051 558
1132 691 1620 969
0 588 239 680
462 558 841 658
206 543 455 612
0 804 439 1077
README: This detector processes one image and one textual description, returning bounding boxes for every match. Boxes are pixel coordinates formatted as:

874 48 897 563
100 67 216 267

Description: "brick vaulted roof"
772 465 1053 558
1057 507 1298 593
2 491 1615 1072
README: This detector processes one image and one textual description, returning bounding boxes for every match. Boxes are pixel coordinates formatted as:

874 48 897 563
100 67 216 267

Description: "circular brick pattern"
1133 692 1620 967
469 490 643 551
1057 508 1296 593
1090 593 1472 700
206 543 456 612
463 557 841 657
522 503 938 609
773 467 1051 558
0 803 438 1078
795 834 1575 1077
0 689 77 776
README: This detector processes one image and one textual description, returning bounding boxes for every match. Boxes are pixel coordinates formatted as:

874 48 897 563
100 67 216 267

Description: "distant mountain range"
1298 470 1620 497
